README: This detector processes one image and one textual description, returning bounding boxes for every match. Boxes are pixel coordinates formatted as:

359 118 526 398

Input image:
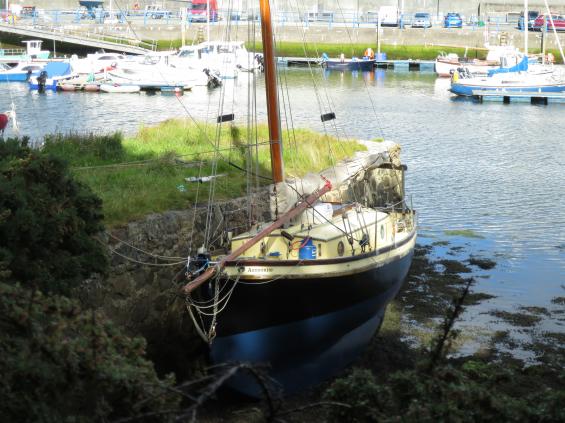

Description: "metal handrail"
32 24 156 51
0 48 26 55
0 20 156 52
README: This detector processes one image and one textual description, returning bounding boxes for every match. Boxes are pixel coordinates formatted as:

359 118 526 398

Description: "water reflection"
322 69 386 87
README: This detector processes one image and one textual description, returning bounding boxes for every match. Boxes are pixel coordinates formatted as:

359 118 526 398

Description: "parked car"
444 12 463 28
532 14 565 31
412 12 431 28
517 10 539 30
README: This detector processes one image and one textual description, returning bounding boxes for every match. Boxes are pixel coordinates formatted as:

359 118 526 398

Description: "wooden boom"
182 179 332 294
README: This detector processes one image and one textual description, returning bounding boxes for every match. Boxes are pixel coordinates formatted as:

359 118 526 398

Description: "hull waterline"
450 81 565 96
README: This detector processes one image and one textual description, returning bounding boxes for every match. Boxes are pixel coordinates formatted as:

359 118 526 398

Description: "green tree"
0 137 108 295
323 363 565 423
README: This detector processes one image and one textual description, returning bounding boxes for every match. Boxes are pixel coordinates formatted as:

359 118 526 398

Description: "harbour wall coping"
84 23 565 51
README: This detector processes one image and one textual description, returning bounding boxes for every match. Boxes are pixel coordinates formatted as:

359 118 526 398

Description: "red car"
532 14 565 31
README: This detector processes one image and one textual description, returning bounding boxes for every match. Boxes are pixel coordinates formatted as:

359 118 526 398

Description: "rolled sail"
270 140 405 220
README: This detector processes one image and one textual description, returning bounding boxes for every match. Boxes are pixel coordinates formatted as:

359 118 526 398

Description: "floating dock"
471 90 565 104
277 57 435 72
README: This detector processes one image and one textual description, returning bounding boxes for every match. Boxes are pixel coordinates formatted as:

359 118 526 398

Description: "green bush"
324 362 565 423
0 137 108 295
0 281 180 423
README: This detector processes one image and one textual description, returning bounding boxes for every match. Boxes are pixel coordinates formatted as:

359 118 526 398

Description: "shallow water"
1 67 564 354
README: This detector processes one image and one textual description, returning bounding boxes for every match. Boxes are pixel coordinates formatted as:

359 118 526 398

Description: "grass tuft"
42 120 366 226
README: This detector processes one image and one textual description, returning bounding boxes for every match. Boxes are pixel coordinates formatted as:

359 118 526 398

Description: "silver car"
412 12 432 28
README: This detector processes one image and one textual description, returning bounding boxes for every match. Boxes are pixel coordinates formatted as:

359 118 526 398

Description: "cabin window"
318 243 322 257
380 225 385 240
337 241 345 257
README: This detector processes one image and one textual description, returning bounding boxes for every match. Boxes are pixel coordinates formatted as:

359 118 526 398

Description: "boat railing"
385 196 416 233
0 48 26 56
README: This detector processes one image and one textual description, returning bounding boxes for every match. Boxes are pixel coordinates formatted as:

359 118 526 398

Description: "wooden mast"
259 0 284 183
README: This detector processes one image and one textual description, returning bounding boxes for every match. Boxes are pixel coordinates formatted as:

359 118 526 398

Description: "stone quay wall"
84 192 270 377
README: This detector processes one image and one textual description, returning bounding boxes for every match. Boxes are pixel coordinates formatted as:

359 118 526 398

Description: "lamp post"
356 0 359 24
524 0 528 54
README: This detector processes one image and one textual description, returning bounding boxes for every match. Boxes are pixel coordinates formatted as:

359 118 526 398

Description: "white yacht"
173 41 260 79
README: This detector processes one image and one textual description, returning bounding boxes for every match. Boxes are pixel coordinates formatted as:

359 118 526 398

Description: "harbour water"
1 68 564 356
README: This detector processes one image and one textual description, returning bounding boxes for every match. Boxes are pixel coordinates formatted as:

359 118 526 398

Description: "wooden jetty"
472 90 565 104
277 56 435 72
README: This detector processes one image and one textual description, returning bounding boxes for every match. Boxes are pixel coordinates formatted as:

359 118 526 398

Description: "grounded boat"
182 0 416 397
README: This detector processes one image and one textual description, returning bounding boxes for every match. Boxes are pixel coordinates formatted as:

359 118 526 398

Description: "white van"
379 6 399 27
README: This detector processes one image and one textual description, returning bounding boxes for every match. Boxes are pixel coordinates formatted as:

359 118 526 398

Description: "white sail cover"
270 140 401 219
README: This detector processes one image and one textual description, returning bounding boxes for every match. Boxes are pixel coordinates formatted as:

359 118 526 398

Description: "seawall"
84 192 270 377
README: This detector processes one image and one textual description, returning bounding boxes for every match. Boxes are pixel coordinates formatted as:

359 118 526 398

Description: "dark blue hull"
324 60 375 72
29 80 58 91
203 237 415 396
0 72 34 82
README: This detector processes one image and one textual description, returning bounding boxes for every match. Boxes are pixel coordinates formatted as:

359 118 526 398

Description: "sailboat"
450 0 565 97
182 0 417 396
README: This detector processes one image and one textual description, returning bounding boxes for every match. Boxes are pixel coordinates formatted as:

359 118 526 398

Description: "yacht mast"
259 0 284 183
206 0 210 43
524 0 528 54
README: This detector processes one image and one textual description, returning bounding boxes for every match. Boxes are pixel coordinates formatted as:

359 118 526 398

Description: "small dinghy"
59 84 78 92
160 86 184 95
84 84 100 92
100 83 141 93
